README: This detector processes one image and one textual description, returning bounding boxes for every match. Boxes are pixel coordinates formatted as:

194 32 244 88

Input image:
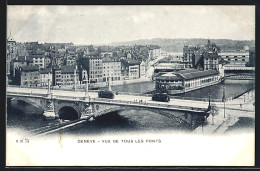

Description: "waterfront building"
121 59 141 80
78 55 103 83
39 68 52 87
102 58 121 82
183 45 196 68
20 65 40 87
12 56 33 77
203 51 220 70
53 67 61 86
60 65 79 86
140 61 146 78
154 69 221 95
182 40 220 70
219 51 249 67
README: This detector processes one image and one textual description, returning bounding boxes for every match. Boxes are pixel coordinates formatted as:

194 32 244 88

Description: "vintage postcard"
6 5 255 166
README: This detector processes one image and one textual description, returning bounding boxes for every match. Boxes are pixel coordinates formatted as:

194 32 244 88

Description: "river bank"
193 88 255 134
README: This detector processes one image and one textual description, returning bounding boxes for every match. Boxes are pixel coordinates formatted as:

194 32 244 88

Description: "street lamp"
222 86 226 118
84 72 89 98
47 71 51 94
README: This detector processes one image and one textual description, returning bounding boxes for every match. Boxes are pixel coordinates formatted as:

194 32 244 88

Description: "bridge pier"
43 97 57 119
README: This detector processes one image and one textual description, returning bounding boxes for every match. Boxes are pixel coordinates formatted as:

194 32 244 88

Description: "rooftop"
40 68 52 74
155 69 219 81
61 65 78 73
21 65 39 72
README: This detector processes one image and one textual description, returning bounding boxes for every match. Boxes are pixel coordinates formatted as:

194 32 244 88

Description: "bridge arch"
57 105 81 120
8 96 45 112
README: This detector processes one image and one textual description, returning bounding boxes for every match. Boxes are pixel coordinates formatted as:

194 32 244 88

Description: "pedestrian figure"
240 104 242 108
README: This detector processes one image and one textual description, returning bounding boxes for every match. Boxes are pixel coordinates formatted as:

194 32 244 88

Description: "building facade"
60 65 79 85
121 59 141 80
31 55 45 69
40 68 52 87
20 66 40 87
204 51 220 70
219 51 249 67
102 59 121 82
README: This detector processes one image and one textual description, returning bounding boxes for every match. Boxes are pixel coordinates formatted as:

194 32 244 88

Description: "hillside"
109 38 255 52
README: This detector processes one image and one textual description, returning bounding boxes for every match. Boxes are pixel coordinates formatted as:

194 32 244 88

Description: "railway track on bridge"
31 115 93 136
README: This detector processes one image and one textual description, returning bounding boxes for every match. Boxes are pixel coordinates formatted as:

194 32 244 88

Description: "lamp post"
84 72 89 98
74 66 77 92
47 71 51 95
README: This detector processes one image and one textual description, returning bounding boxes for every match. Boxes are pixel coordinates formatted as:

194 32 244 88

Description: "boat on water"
154 69 224 95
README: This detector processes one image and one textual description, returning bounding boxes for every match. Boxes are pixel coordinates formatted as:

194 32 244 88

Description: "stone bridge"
7 91 210 129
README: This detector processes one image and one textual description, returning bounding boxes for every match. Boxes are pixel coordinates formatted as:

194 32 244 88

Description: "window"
242 59 245 61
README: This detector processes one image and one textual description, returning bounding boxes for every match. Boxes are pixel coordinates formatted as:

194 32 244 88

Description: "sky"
7 5 255 45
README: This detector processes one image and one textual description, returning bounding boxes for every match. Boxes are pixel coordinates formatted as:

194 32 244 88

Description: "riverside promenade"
193 89 255 134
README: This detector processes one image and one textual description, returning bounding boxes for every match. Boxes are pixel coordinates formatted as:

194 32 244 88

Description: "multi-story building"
203 51 220 70
30 55 45 69
140 61 146 78
53 67 61 86
39 68 52 87
60 65 79 86
183 40 220 70
12 56 33 76
79 55 103 83
183 45 197 68
20 65 40 87
66 57 76 66
121 59 141 80
102 59 121 82
148 45 161 60
219 51 249 67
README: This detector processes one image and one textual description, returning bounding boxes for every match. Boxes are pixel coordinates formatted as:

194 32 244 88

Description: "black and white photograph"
6 5 255 166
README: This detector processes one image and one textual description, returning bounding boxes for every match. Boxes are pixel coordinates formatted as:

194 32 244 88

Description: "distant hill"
109 38 255 52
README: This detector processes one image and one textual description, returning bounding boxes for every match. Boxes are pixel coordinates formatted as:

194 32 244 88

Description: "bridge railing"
7 91 47 97
89 97 207 112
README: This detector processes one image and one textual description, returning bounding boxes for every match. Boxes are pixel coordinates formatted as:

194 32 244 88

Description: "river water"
6 79 254 136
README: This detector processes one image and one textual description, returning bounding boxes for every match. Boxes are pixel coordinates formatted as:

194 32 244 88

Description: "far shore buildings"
40 68 52 87
121 59 141 80
20 65 40 87
102 58 122 82
53 65 79 86
182 40 221 71
218 51 249 67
